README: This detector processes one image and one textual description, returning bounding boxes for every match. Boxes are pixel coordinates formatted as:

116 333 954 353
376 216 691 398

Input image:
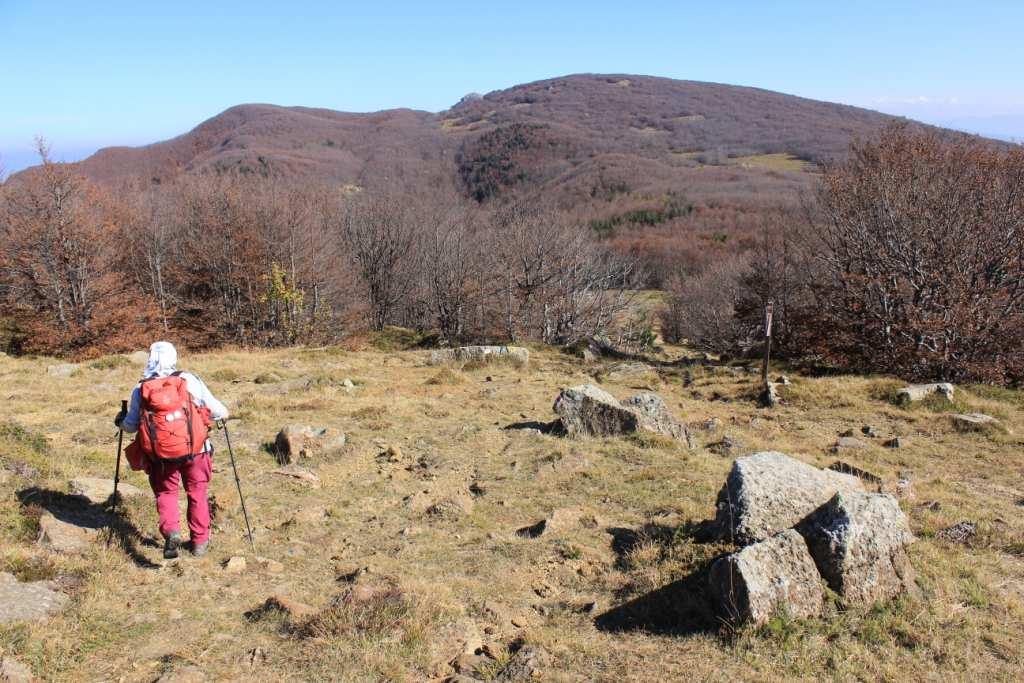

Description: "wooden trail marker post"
759 299 775 406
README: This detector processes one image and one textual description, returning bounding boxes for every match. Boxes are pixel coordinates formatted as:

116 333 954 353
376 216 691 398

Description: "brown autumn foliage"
790 126 1024 383
671 126 1024 384
0 142 162 357
0 146 643 357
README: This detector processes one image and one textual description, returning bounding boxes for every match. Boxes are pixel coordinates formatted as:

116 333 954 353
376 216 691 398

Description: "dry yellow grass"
1 345 1023 681
728 153 811 173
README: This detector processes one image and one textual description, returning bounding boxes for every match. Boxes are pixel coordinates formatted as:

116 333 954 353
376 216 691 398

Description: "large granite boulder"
708 529 825 625
796 491 916 606
553 384 689 443
714 451 864 545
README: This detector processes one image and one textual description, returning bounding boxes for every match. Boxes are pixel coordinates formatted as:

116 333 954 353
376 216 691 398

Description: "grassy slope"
0 345 1022 681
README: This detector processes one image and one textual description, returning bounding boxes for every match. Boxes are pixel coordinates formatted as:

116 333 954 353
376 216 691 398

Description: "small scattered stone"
273 425 346 464
495 643 549 682
759 382 779 408
224 556 247 573
861 425 879 438
516 507 601 538
937 520 977 544
775 375 791 385
708 435 741 456
831 436 868 452
553 384 689 442
426 494 475 520
270 465 321 487
254 556 284 573
883 437 903 449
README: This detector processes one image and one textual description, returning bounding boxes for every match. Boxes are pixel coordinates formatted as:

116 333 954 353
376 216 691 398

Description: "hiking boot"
163 532 182 559
191 540 210 557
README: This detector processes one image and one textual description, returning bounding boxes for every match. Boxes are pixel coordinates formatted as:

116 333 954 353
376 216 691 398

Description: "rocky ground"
0 337 1023 682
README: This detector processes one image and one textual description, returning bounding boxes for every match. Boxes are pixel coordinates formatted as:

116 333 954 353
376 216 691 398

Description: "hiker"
115 341 228 559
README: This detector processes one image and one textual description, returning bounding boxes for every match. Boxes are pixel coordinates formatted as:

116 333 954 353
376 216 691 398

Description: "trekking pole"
220 420 256 553
112 399 127 509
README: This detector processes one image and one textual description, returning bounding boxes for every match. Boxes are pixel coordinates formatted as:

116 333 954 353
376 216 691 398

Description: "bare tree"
338 194 421 331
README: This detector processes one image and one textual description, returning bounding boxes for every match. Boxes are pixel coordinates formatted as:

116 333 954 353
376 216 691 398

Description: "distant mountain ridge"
46 73 956 205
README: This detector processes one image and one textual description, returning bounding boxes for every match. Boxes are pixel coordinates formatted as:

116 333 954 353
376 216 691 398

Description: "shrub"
790 125 1024 383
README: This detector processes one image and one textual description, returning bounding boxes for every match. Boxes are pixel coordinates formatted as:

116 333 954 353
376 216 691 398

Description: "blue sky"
2 1 1022 172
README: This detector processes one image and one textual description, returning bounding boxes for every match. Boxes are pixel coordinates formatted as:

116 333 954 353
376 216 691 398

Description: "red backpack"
134 372 211 461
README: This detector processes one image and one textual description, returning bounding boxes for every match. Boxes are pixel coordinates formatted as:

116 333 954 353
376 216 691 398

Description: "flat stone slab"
0 572 69 624
70 477 146 505
895 382 954 404
951 413 1001 432
38 509 106 554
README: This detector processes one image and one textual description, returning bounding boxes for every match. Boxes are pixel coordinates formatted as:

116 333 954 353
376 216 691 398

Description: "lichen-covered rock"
951 413 1001 432
797 491 916 606
273 425 346 464
708 529 824 625
620 392 688 441
714 451 864 545
895 382 954 404
553 384 689 443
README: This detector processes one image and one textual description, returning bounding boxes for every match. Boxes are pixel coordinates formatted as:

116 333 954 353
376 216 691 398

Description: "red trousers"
147 452 213 545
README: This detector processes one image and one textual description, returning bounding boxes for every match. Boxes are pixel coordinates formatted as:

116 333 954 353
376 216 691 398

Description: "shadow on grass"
503 420 564 435
594 565 721 637
597 520 726 637
17 486 161 569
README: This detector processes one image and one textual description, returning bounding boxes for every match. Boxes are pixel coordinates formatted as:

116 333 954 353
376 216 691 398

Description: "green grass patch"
0 421 51 456
88 355 131 370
